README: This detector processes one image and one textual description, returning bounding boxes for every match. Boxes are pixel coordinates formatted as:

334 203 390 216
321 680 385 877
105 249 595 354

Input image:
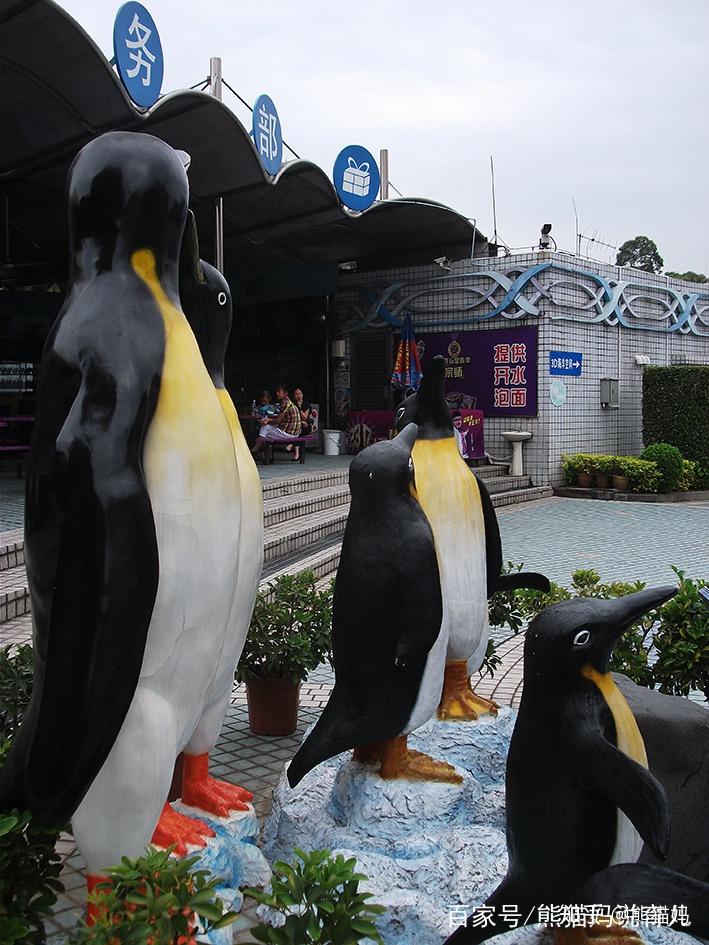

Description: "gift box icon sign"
342 157 371 197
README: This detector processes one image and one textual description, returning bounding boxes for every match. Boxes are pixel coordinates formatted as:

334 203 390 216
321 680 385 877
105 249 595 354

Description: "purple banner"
416 326 538 417
346 409 484 459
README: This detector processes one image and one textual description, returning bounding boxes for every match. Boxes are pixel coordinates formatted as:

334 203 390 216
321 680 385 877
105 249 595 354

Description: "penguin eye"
396 407 405 421
368 471 374 480
408 457 414 472
573 629 591 647
217 291 227 306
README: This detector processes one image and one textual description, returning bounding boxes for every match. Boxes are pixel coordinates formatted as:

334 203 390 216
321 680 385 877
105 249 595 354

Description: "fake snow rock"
170 801 270 945
264 711 701 945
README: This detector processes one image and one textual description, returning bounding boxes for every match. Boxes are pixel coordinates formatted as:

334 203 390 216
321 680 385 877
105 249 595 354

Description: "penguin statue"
0 132 255 903
395 355 549 722
443 584 709 945
288 423 461 787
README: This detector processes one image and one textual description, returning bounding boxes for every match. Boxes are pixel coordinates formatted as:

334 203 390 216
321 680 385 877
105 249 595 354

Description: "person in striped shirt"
251 383 301 456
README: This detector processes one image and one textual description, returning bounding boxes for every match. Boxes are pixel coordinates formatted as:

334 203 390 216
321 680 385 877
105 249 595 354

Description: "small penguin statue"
288 423 461 787
396 355 549 722
445 585 709 945
0 132 255 910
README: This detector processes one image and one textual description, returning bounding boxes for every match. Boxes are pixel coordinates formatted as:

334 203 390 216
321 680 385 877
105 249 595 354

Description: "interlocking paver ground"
4 491 709 941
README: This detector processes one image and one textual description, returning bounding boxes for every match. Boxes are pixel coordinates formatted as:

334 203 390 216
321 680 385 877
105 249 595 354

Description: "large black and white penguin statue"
0 132 258 905
396 355 549 721
288 423 462 787
445 585 709 945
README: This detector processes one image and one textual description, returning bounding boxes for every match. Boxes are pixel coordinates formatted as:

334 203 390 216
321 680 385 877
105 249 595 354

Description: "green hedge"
643 365 709 487
561 453 661 493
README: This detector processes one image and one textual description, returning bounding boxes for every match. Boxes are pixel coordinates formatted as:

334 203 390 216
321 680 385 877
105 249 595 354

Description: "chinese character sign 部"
415 327 538 417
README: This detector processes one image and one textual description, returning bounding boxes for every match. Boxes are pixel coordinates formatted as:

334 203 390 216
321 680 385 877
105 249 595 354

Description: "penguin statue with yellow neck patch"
0 132 257 905
396 355 549 722
443 584 709 945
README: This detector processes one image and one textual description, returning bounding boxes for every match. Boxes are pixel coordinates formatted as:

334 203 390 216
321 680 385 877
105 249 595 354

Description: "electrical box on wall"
600 377 619 409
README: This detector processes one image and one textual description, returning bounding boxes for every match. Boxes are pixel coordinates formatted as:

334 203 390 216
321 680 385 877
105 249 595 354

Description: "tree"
665 270 708 284
616 236 664 273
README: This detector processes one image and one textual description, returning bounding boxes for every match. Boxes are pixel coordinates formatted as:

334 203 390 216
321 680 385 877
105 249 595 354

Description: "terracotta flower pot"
595 472 610 489
577 472 593 488
612 474 629 491
246 677 301 736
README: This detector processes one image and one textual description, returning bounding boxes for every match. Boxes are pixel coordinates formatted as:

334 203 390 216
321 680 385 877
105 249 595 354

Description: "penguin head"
179 212 233 388
394 356 452 440
349 422 419 506
67 131 189 286
524 585 677 684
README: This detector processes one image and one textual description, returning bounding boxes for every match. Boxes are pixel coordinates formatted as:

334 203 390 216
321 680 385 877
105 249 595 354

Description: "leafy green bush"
237 571 333 683
0 643 34 741
245 848 385 945
0 809 64 945
640 443 684 492
651 568 709 700
643 365 709 487
561 453 593 483
617 457 661 493
677 459 699 492
69 847 237 945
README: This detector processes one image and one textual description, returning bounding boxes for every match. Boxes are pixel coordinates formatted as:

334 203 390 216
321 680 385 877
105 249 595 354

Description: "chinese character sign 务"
252 95 283 176
416 327 538 417
113 2 164 108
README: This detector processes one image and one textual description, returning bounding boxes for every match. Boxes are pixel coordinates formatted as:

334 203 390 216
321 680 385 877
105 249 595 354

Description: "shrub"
245 848 385 945
677 459 699 492
640 443 684 493
616 457 661 493
0 809 64 945
69 847 237 945
0 643 34 741
561 453 596 484
652 568 709 700
237 571 333 683
643 365 709 487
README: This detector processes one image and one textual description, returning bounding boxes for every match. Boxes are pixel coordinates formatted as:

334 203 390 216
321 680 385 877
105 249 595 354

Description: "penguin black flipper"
576 863 709 938
563 693 670 860
476 473 550 596
0 305 161 827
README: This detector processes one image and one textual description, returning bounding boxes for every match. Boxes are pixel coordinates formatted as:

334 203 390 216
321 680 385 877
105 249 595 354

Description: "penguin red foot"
181 752 253 817
86 874 110 926
355 735 463 784
437 659 500 721
151 801 215 856
554 926 643 945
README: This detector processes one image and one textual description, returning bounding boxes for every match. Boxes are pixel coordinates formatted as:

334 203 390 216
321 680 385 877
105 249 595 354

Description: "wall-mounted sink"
501 430 532 476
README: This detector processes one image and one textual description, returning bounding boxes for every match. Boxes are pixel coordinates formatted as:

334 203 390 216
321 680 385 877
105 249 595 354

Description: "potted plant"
575 454 594 488
237 571 333 736
245 848 385 945
612 457 629 491
594 455 613 489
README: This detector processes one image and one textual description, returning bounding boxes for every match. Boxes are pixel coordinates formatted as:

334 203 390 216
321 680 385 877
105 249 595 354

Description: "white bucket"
322 429 342 456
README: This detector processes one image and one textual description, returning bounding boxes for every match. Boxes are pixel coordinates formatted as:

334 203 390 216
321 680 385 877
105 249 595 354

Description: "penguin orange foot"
356 735 462 784
437 659 500 721
151 801 215 856
181 752 253 817
554 925 643 945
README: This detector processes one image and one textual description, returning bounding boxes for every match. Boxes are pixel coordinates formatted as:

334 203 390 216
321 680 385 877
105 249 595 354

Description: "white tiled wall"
333 253 709 486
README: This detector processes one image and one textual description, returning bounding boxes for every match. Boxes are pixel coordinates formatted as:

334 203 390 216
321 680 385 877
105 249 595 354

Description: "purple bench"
262 434 319 465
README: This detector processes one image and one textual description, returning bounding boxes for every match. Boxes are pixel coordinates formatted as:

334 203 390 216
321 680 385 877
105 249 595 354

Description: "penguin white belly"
404 438 488 732
132 249 241 748
584 667 648 866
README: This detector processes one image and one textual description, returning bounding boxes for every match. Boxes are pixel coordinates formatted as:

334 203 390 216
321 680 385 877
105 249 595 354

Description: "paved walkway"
4 494 709 941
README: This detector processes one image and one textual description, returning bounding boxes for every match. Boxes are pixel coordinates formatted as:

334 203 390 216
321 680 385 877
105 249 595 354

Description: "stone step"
483 474 531 495
471 463 509 479
263 485 350 528
0 528 24 571
0 564 30 624
260 535 342 592
491 485 553 508
263 505 348 564
261 469 349 502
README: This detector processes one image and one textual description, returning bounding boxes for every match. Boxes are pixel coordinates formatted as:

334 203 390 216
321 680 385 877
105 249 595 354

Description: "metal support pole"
379 149 389 200
209 57 224 272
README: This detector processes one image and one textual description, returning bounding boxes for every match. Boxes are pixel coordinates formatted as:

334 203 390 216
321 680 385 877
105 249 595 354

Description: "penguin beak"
605 585 677 639
395 422 419 453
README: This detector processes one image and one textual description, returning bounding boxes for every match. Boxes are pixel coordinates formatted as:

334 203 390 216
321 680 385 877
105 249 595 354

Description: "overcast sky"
63 0 708 273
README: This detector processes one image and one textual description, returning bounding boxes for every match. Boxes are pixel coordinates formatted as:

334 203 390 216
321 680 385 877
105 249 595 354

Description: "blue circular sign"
113 2 164 108
333 145 380 211
252 94 283 176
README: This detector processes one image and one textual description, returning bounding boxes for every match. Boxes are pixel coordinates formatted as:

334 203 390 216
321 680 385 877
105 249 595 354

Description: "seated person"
251 384 301 457
256 390 275 418
292 388 313 460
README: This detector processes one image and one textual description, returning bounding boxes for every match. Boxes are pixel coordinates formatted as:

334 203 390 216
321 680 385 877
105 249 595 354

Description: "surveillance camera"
434 256 452 270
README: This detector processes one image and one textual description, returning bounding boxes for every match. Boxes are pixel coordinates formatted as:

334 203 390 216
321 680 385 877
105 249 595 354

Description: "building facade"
331 251 709 486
